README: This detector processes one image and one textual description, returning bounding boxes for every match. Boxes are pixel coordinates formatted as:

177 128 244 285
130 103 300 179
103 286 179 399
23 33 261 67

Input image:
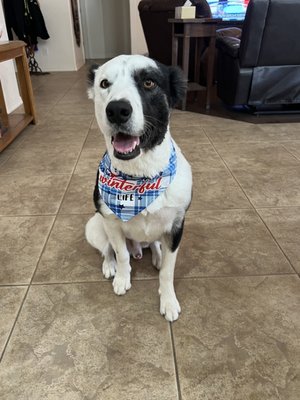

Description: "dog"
85 55 192 321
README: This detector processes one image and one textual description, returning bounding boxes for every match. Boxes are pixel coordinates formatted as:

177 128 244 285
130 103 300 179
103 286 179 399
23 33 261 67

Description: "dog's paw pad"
113 275 131 295
160 295 181 322
102 259 116 279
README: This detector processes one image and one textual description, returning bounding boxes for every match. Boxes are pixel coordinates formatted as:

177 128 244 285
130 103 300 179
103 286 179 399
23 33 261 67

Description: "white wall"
34 0 85 71
0 2 22 114
129 0 148 55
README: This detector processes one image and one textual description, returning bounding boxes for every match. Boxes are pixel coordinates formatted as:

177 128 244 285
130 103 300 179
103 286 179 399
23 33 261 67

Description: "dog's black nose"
106 100 133 124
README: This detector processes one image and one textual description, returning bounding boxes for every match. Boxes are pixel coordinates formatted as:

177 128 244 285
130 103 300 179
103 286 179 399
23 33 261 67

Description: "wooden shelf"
0 41 36 153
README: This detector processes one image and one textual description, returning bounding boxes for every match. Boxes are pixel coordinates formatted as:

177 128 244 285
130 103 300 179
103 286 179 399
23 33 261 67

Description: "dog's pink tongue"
113 133 140 153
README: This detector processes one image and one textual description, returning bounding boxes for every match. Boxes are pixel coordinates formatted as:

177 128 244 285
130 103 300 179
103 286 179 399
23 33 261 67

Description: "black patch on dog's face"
133 63 186 152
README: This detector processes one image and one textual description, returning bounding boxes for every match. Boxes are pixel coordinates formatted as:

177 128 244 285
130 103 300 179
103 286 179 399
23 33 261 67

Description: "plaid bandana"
98 141 177 221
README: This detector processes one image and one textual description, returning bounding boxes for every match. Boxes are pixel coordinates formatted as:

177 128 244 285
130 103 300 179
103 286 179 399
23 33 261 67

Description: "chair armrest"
216 27 242 39
216 36 241 58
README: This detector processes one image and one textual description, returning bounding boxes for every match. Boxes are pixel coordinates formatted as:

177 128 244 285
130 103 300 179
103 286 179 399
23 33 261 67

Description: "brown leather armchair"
216 0 300 108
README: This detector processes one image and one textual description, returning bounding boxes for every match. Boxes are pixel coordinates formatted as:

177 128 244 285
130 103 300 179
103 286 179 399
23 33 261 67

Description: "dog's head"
88 55 186 161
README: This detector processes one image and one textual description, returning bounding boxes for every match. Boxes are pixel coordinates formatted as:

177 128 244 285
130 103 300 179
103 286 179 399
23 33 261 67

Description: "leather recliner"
216 0 300 108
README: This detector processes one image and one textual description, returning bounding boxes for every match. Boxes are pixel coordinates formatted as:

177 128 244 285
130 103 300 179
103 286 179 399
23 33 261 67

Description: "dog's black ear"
88 64 99 86
168 66 187 108
87 64 99 99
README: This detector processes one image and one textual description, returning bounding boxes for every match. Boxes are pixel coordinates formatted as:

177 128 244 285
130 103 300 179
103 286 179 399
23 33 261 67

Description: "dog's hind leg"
85 213 116 278
150 241 162 270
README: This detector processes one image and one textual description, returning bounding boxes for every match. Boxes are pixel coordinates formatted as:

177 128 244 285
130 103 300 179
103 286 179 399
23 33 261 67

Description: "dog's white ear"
168 66 187 107
87 64 99 100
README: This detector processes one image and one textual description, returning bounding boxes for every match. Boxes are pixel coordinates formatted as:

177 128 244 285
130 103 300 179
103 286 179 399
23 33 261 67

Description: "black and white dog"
85 55 192 321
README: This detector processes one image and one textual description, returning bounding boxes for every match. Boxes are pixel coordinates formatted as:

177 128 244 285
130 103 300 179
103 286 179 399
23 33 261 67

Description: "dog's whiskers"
144 114 165 126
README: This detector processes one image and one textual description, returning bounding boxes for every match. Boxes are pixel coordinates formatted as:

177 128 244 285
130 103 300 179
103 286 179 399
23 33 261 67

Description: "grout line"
204 135 299 275
5 271 295 289
169 323 182 400
281 143 300 163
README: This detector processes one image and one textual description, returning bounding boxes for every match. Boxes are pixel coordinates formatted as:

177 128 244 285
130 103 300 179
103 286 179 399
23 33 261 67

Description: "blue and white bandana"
98 142 177 221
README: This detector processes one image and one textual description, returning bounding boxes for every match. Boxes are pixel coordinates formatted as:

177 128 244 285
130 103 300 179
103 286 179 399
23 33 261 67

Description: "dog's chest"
120 207 177 242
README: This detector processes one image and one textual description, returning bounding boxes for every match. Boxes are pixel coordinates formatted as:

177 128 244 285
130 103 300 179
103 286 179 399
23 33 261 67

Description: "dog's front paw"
102 259 116 279
113 274 131 295
160 294 181 322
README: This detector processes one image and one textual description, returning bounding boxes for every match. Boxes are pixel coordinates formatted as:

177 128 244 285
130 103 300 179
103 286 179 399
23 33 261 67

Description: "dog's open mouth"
112 133 141 160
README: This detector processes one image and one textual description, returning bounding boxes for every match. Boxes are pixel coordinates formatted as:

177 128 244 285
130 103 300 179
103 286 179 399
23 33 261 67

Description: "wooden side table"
0 41 36 152
169 18 219 110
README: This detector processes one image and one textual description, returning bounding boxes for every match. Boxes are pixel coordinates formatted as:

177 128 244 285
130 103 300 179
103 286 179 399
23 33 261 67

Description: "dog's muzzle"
106 100 141 161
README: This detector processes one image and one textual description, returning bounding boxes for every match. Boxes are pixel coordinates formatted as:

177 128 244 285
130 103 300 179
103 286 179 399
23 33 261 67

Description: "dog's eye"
143 80 156 90
100 79 110 89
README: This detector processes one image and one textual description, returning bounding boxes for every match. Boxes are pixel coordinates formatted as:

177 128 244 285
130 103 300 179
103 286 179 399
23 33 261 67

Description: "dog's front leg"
105 224 131 295
159 241 181 322
159 218 185 322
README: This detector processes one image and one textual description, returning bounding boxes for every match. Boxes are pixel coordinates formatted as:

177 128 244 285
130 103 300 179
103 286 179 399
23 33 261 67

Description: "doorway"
80 0 131 60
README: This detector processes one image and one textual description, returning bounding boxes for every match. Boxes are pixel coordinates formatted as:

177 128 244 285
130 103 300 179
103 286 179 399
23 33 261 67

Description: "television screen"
207 0 249 21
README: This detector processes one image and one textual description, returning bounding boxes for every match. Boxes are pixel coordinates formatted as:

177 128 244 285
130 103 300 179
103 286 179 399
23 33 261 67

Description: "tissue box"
175 6 196 19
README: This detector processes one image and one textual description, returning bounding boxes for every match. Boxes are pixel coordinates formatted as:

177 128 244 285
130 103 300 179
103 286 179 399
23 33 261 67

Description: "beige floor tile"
172 126 210 144
59 173 95 214
258 207 300 273
191 169 251 211
0 287 26 355
231 166 300 207
40 114 93 129
0 282 177 400
21 126 89 146
0 174 70 216
0 142 82 176
0 216 54 284
170 110 207 127
214 142 300 170
34 214 102 283
176 210 293 277
282 141 300 161
51 102 94 115
74 131 105 175
34 214 158 283
204 123 288 143
172 276 300 400
181 143 226 171
260 123 300 140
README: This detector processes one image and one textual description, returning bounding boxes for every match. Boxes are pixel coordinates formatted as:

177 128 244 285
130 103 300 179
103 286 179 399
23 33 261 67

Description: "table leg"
205 35 216 110
182 34 190 111
15 47 37 124
171 24 178 67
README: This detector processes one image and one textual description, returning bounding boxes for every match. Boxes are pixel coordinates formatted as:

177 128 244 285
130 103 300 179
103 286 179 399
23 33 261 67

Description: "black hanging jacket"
3 0 49 45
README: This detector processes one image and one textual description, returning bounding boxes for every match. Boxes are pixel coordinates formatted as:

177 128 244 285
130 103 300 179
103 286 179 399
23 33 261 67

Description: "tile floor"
0 64 300 400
